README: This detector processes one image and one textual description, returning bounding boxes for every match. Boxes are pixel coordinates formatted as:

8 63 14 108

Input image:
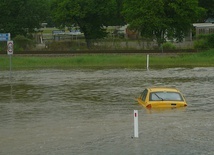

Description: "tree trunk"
155 30 165 48
85 38 92 49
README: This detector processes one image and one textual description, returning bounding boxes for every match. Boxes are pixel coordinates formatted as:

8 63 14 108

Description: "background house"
193 23 214 36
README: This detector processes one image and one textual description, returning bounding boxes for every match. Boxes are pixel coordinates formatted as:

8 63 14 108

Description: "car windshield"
149 91 183 101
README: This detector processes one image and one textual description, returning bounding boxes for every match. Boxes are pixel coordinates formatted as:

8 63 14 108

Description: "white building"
193 23 214 36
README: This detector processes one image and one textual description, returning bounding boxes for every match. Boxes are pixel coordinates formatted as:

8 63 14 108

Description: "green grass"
149 49 214 68
0 49 214 70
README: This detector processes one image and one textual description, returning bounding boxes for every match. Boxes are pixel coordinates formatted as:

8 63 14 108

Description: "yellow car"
137 87 187 109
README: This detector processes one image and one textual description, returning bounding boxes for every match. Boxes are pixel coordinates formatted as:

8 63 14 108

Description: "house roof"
193 23 214 28
205 17 214 23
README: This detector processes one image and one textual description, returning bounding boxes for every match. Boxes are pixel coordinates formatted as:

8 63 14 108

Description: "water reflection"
0 68 214 155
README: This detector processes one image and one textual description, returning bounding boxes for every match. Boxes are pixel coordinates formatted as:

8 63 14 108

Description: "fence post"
134 110 139 138
147 54 149 71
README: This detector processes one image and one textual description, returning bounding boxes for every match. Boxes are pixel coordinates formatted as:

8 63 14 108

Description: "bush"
13 35 35 51
47 41 71 51
194 34 214 49
0 42 7 52
194 39 207 49
161 42 176 50
47 40 87 51
207 34 214 48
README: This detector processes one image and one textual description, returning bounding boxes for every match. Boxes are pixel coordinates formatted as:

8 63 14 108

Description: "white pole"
134 110 139 138
147 54 149 71
9 55 12 81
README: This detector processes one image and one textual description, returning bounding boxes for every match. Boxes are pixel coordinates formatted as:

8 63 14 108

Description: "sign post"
7 41 13 80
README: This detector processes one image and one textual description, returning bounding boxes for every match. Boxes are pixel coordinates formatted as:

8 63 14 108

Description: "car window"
141 89 148 101
149 91 183 101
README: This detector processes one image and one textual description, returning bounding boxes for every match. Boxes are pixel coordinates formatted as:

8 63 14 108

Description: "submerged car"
137 87 187 109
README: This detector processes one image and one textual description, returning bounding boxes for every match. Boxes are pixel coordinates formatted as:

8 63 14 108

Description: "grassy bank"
0 49 214 70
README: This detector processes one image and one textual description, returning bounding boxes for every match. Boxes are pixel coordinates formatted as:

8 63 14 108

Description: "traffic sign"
7 41 13 55
0 33 11 41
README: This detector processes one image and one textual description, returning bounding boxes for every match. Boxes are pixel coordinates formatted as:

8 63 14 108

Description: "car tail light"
146 104 152 109
184 104 187 107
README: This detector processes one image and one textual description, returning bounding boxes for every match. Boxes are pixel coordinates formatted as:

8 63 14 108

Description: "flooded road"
0 68 214 155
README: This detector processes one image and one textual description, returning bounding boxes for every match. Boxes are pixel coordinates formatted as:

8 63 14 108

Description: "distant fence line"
0 49 197 55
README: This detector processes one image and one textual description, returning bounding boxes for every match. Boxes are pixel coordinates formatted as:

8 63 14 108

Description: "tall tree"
199 0 214 19
122 0 205 46
0 0 50 38
51 0 125 48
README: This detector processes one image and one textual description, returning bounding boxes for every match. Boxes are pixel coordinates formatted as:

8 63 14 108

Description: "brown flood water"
0 68 214 155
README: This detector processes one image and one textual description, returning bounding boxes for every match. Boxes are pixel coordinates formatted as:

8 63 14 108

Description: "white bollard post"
147 54 149 71
134 110 139 138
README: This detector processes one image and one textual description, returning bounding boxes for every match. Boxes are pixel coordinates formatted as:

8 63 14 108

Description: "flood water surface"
0 68 214 155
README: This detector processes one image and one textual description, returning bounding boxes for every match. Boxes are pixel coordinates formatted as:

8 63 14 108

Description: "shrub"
47 40 87 51
207 34 214 48
0 42 7 52
194 39 208 49
13 35 35 51
194 34 214 49
161 42 176 50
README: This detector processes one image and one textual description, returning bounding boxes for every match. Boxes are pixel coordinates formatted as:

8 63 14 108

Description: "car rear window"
149 91 183 101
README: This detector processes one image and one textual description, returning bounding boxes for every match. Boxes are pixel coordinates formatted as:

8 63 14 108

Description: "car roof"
147 87 180 92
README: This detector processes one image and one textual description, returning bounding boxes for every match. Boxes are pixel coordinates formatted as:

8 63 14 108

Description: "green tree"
51 0 125 48
0 0 50 38
199 0 214 19
122 0 205 47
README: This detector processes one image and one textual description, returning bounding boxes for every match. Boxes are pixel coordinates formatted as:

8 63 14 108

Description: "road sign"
7 41 13 55
0 33 11 41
